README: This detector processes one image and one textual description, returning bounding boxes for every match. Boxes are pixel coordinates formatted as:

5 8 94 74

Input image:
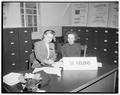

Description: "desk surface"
3 63 118 92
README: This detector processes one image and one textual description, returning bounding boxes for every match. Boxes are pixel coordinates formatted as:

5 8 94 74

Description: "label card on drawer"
63 57 98 70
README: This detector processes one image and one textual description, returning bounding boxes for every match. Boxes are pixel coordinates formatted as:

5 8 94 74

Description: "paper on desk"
36 88 46 92
32 67 45 73
24 73 34 79
3 72 22 86
97 62 102 67
33 67 62 76
52 61 63 68
44 67 62 76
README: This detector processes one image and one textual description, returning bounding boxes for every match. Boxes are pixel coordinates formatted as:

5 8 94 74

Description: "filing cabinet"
18 28 32 70
3 28 32 75
62 26 118 64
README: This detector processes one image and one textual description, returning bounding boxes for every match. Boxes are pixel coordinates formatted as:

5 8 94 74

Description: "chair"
81 45 87 57
29 52 34 69
29 51 43 69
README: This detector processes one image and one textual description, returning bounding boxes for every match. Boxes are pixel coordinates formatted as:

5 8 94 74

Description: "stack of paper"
3 72 22 86
44 67 62 76
32 67 62 76
36 88 45 92
24 73 34 79
32 67 45 73
52 61 63 68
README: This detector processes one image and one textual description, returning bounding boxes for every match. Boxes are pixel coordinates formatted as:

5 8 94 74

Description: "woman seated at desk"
61 31 87 57
32 30 56 68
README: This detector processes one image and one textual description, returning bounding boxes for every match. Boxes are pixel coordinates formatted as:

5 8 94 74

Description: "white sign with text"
63 57 98 70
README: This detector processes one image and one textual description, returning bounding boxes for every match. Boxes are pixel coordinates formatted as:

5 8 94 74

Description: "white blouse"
45 43 50 59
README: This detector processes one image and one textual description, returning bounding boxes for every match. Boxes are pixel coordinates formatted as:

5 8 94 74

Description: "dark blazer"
32 40 56 68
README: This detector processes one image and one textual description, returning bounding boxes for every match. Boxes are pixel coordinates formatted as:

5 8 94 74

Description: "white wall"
3 2 118 39
107 3 118 28
37 3 72 38
40 3 72 26
3 3 21 28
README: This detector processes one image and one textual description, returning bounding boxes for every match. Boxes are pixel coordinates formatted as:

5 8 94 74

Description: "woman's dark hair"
42 30 56 40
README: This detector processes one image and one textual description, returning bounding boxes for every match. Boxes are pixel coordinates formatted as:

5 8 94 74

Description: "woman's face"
44 32 54 43
67 34 75 45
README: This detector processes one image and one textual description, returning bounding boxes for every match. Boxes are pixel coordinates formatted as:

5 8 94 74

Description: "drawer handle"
24 41 28 43
12 63 15 66
25 51 28 53
115 41 118 44
10 31 14 34
105 30 108 33
25 60 28 63
86 30 89 32
94 47 97 50
85 38 88 40
104 49 107 51
114 51 118 54
24 30 28 33
114 60 117 63
104 40 108 42
10 42 14 45
11 53 15 55
95 30 98 33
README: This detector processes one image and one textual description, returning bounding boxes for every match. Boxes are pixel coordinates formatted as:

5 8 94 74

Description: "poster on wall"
72 3 88 26
108 3 118 28
88 3 109 27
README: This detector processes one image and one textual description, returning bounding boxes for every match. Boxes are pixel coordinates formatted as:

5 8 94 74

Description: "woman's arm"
61 45 66 57
34 42 46 64
49 43 56 61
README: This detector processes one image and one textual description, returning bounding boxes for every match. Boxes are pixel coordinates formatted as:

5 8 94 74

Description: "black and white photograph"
2 1 118 93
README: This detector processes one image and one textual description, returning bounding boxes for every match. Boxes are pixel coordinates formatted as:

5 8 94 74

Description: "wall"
38 3 72 38
3 3 21 28
3 2 118 38
38 2 118 38
107 3 118 28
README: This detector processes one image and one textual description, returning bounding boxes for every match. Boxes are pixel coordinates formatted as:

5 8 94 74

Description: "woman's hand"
44 59 54 65
59 58 63 62
47 59 54 64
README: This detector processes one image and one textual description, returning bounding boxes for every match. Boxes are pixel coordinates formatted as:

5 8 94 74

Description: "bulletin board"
107 3 118 28
72 3 88 26
87 3 109 27
72 2 118 28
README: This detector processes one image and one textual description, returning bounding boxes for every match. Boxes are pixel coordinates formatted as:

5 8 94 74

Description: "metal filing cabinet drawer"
3 28 32 75
19 28 32 67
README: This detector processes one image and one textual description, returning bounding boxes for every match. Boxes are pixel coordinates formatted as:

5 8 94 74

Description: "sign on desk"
63 57 98 70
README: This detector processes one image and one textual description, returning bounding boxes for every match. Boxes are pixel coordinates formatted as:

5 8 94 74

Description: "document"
43 67 62 76
32 67 62 76
52 61 64 68
32 67 46 73
3 72 22 86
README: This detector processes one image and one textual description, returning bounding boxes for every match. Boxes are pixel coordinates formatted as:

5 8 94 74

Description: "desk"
3 63 118 93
